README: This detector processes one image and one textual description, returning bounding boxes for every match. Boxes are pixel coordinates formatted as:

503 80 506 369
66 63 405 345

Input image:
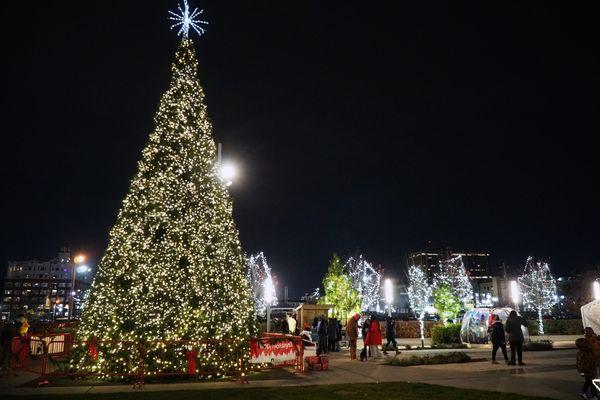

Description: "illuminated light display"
344 255 381 311
433 255 474 307
407 265 431 345
74 35 255 376
168 0 208 38
518 256 557 335
246 252 278 316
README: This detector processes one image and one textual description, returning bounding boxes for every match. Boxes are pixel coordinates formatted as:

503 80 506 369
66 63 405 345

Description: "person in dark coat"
577 337 598 399
317 316 328 354
327 318 338 352
336 319 343 351
487 314 508 364
383 316 400 355
361 318 371 357
505 310 527 365
0 321 17 371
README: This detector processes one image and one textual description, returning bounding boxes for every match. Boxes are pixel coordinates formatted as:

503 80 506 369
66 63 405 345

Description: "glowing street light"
593 281 600 301
384 278 393 317
264 276 275 332
219 162 237 186
69 254 86 321
510 280 520 312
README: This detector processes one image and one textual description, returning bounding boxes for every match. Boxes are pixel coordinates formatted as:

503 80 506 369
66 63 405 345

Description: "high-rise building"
407 246 490 283
1 247 93 320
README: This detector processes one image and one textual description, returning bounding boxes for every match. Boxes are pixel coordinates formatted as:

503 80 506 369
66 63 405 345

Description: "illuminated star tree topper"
168 0 209 38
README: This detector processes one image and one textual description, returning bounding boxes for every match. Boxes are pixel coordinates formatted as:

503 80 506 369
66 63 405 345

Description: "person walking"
346 313 359 360
365 316 383 359
488 314 508 364
577 337 598 399
505 310 527 366
327 318 338 352
383 316 400 355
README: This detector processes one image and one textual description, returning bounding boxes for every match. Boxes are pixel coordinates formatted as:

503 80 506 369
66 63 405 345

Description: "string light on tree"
407 265 431 347
74 3 255 377
246 252 278 316
344 255 381 311
433 255 474 307
518 256 557 335
168 0 208 38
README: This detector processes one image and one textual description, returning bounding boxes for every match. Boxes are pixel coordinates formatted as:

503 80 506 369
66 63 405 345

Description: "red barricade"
9 334 306 387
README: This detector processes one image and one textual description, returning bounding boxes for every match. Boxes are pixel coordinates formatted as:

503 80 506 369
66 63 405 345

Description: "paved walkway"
0 336 580 399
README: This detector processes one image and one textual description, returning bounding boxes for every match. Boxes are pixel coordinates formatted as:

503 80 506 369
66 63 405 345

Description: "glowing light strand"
518 256 557 335
246 252 278 316
344 255 381 311
407 265 431 345
433 255 474 306
168 0 208 39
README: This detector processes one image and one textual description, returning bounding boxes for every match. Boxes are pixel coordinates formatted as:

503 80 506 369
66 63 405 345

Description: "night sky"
2 1 599 297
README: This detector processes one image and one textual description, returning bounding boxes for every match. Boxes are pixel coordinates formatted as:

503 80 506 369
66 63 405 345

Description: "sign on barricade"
249 334 303 369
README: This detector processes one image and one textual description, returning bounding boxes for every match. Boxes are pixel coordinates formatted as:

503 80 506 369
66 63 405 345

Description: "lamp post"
384 278 393 317
510 280 520 313
593 281 600 301
264 276 275 333
69 254 85 321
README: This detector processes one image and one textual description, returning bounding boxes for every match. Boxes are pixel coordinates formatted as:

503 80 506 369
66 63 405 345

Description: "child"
577 338 598 399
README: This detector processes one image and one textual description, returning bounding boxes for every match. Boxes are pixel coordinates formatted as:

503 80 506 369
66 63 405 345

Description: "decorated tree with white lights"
246 252 277 316
407 265 432 346
434 255 474 307
518 256 557 335
344 255 381 311
320 254 361 320
433 285 461 326
74 4 255 376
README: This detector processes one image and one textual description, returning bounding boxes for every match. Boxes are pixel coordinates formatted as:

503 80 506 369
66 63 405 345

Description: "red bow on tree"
185 350 198 374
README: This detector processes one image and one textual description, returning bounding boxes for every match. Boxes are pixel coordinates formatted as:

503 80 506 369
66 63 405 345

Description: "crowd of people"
307 313 400 361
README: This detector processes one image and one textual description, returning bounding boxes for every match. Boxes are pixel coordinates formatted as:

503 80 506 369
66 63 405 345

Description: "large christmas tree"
74 38 255 376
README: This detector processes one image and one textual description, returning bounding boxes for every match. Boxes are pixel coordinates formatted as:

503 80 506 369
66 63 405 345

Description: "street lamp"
384 278 393 317
219 162 237 187
593 281 600 301
69 254 85 321
264 276 275 333
510 280 520 313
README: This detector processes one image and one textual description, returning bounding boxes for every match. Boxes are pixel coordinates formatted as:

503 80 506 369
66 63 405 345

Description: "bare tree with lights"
407 265 432 347
344 255 381 311
518 256 557 335
434 255 474 307
246 252 278 316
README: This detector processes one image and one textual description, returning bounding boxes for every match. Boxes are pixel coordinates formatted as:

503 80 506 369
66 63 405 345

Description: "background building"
407 246 490 283
1 247 93 320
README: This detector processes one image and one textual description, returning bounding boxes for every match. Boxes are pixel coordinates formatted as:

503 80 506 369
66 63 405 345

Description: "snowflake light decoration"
344 255 381 311
168 0 209 39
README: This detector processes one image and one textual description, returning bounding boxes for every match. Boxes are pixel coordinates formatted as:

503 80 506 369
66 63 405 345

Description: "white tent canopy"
581 300 600 333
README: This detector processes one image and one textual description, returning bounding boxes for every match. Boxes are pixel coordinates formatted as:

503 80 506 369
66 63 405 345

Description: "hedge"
527 319 583 335
431 323 462 345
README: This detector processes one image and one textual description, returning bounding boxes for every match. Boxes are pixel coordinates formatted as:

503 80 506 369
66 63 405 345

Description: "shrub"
431 323 462 345
387 352 471 366
430 343 469 349
523 340 554 351
527 319 583 336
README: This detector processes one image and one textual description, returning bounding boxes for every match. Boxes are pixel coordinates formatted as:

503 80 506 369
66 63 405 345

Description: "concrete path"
0 337 580 399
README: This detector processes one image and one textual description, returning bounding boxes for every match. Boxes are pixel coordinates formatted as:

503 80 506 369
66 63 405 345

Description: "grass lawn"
10 381 553 400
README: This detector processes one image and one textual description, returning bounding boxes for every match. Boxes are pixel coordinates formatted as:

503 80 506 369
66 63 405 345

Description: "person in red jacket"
365 316 383 359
